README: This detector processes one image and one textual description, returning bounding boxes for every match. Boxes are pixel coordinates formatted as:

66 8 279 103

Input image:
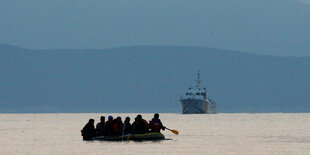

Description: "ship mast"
196 70 201 88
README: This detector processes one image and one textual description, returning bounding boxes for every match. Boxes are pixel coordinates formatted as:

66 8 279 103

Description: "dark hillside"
1 45 309 113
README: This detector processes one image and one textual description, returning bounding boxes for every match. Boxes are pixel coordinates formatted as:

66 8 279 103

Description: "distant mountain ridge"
0 44 26 51
1 44 309 113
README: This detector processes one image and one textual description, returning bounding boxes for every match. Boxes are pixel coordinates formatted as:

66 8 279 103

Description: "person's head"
125 117 130 123
100 116 105 122
154 113 159 119
108 115 113 121
137 114 142 120
89 119 95 125
116 117 122 122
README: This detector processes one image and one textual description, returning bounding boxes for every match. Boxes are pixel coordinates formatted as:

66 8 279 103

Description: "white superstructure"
180 71 216 114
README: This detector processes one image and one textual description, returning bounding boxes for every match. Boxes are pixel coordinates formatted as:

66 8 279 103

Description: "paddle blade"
170 129 179 135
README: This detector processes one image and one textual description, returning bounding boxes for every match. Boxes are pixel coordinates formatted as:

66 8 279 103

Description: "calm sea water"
1 113 310 155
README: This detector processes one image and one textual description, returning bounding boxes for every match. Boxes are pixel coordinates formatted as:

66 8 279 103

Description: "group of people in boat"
81 113 165 140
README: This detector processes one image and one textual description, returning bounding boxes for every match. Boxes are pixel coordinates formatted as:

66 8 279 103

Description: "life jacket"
142 119 149 127
112 120 123 135
113 122 119 131
150 118 162 132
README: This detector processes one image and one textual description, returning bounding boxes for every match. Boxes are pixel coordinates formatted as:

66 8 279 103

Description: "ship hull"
181 99 216 114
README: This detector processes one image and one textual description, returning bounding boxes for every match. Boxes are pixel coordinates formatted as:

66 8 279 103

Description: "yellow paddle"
165 127 179 135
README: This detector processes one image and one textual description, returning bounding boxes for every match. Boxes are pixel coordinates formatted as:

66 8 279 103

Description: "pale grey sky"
0 0 309 56
300 0 310 5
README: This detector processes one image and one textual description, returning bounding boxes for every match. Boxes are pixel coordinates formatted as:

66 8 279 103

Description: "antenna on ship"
196 70 201 88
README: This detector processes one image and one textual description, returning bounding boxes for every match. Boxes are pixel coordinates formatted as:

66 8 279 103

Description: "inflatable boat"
92 132 165 141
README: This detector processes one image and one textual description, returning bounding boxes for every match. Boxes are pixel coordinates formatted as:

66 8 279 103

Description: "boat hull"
92 132 165 141
181 99 216 114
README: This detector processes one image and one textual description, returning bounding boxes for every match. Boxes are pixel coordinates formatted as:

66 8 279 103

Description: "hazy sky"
0 0 309 56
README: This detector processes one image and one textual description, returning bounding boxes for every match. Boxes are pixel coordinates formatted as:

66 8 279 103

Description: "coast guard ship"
180 71 216 114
